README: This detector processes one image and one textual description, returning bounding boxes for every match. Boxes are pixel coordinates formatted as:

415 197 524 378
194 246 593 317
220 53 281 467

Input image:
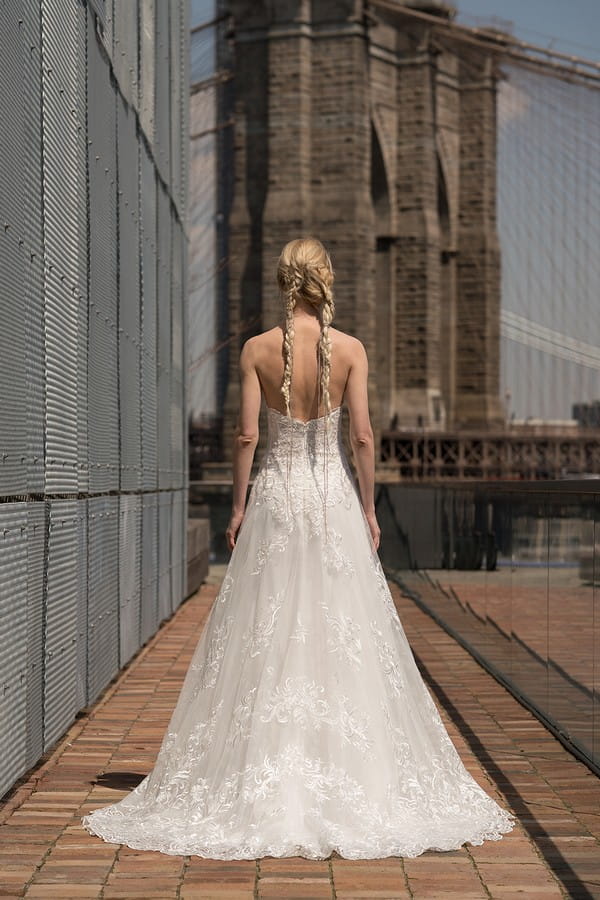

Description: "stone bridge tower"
222 0 505 458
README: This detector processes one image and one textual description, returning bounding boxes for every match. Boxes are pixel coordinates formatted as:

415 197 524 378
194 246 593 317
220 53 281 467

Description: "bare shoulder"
241 327 281 359
330 328 367 361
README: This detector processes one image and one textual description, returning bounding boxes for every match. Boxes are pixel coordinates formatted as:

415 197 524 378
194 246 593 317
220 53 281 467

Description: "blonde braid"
281 266 303 417
276 238 336 543
319 283 335 545
318 284 335 417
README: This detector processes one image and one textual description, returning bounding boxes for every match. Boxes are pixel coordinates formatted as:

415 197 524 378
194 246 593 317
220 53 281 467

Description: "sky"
455 0 600 60
459 0 600 419
192 0 600 59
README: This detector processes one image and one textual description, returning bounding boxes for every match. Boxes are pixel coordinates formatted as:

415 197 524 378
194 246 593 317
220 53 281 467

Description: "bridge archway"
371 120 396 427
438 152 454 428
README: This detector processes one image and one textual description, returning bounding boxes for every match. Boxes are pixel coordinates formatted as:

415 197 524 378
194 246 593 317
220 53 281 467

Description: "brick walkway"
1 573 599 900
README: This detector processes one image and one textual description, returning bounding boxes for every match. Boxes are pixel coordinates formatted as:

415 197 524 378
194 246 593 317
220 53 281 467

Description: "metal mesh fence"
0 0 190 798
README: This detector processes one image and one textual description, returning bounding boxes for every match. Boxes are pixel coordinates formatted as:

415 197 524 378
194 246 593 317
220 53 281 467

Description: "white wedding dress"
82 404 514 859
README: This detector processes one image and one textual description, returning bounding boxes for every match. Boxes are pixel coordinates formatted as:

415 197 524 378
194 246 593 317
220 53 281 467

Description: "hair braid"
281 266 303 417
318 283 335 417
277 237 336 420
276 237 336 544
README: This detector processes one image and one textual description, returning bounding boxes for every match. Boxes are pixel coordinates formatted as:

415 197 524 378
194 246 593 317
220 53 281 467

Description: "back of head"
277 237 335 310
276 236 336 419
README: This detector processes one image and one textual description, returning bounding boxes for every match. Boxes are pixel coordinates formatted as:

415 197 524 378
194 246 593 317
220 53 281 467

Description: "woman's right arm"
345 338 381 551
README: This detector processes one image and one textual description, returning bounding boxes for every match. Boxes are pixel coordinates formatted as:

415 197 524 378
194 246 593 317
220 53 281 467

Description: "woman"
83 236 514 859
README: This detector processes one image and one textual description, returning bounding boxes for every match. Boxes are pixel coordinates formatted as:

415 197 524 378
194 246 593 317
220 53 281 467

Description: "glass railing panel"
547 497 595 761
378 484 437 610
439 487 490 661
483 489 512 677
509 493 549 717
593 506 600 764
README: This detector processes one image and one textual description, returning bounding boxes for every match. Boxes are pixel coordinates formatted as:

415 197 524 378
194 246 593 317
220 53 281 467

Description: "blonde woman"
84 237 514 859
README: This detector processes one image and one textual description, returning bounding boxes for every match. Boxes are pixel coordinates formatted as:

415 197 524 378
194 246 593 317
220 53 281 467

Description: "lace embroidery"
381 702 413 768
250 407 355 575
218 573 234 604
371 554 404 630
241 590 284 657
153 701 223 807
251 526 292 576
84 739 514 859
321 605 362 669
370 620 405 696
191 616 234 692
290 614 309 643
260 676 329 728
257 677 374 758
321 528 356 576
226 688 257 747
335 695 375 758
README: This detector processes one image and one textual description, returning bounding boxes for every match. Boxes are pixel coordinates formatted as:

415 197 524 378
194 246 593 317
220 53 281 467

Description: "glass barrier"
377 480 600 775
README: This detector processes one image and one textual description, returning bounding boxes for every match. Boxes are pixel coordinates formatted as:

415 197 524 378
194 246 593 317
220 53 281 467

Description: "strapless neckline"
266 405 342 426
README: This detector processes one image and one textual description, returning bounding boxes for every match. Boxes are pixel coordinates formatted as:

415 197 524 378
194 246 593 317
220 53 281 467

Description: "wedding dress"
82 403 515 859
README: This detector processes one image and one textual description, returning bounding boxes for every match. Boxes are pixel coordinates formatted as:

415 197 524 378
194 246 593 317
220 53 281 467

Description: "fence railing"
376 479 600 776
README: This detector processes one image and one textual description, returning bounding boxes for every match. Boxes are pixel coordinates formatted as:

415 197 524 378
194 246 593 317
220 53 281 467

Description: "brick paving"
1 571 599 900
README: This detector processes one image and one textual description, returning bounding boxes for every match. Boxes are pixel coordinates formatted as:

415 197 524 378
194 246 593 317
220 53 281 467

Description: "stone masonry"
222 0 506 459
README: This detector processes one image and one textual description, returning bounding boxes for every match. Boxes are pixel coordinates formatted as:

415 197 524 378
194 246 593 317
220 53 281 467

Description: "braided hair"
276 237 335 419
318 279 335 418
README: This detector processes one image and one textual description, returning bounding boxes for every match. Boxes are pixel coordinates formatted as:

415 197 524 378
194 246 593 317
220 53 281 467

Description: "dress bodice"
264 405 345 469
248 405 357 564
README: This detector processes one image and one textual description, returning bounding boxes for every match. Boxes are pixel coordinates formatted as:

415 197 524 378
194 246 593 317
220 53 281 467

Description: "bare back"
243 319 372 441
235 314 376 539
256 322 347 421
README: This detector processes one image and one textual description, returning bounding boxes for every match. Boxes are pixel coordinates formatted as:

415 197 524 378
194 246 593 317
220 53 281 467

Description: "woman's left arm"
226 338 261 551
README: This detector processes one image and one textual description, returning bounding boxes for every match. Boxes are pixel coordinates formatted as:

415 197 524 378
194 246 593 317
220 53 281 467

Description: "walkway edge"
0 592 198 826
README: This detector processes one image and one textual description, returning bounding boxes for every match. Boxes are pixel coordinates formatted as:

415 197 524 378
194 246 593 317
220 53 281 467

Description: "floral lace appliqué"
321 605 362 669
191 616 234 692
250 407 356 575
241 590 284 657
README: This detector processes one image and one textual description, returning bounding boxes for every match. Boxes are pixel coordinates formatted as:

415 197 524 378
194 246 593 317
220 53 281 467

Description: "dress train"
82 405 514 859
